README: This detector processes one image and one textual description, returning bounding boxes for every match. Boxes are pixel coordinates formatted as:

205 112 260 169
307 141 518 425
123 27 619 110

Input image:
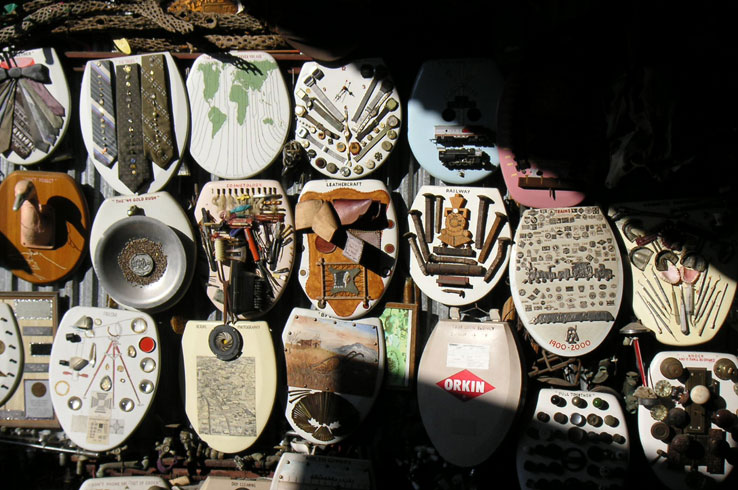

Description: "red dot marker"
139 337 156 353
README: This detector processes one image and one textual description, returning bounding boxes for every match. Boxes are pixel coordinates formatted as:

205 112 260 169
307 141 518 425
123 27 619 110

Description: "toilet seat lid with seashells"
416 318 523 467
282 307 385 445
0 303 23 407
49 307 160 451
182 320 277 454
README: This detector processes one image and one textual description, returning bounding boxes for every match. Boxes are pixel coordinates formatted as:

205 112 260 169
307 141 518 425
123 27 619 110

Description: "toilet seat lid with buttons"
416 319 522 467
638 351 738 489
49 307 160 451
0 303 23 407
182 320 277 454
282 308 384 445
516 388 630 489
510 206 623 357
407 59 503 184
187 51 290 179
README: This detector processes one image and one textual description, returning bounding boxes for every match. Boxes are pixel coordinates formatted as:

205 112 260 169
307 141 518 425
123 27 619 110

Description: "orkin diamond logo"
436 369 495 401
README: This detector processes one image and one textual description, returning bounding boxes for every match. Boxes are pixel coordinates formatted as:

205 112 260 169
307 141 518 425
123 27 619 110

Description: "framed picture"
378 302 418 389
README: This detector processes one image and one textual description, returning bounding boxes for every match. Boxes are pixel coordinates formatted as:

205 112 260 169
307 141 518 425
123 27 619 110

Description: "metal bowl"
94 215 187 311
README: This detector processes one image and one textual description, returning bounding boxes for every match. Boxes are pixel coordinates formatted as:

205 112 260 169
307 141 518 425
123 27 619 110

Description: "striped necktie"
90 60 117 166
141 54 175 169
115 63 150 193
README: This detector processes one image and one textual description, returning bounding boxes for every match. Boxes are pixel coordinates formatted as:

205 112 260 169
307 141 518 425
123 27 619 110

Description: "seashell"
74 316 93 330
622 219 646 242
629 247 653 271
290 391 359 442
681 252 707 272
655 250 679 271
680 266 700 284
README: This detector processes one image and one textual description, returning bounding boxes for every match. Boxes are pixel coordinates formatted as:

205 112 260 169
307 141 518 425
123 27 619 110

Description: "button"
666 407 689 428
670 434 690 454
650 404 668 421
536 411 551 423
550 395 566 407
587 414 603 427
713 358 737 380
713 409 737 430
598 432 613 445
572 396 587 408
139 336 156 353
553 412 568 424
567 427 586 442
690 385 711 405
592 397 608 410
654 379 673 397
604 415 619 427
660 357 684 379
571 413 585 426
612 434 626 445
650 422 671 441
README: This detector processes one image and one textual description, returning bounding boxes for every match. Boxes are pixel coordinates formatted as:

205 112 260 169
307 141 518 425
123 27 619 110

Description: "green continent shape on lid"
228 60 276 126
208 106 227 137
198 62 222 102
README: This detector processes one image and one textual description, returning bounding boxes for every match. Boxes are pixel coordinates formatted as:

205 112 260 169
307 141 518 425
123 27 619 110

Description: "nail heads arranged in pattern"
195 180 295 318
182 320 277 454
89 192 196 313
417 318 522 467
187 51 291 179
510 207 623 357
49 307 160 451
295 179 398 319
293 59 401 179
609 199 738 346
0 47 71 165
80 52 188 195
283 308 384 446
407 186 511 306
408 59 503 184
638 351 738 490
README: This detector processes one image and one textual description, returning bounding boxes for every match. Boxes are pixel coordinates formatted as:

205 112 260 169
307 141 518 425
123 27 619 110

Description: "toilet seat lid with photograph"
0 47 71 165
80 52 189 195
0 303 23 407
187 51 290 179
89 192 195 313
407 59 503 184
510 207 623 357
293 58 401 179
417 319 522 467
637 351 738 490
49 307 160 451
282 308 384 445
182 320 277 454
295 179 398 319
407 186 511 306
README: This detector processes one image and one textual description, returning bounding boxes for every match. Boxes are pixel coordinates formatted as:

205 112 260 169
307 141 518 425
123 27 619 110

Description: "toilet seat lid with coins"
182 320 277 454
407 185 511 306
49 307 160 451
187 51 290 179
89 192 196 313
510 206 623 357
0 303 23 407
417 319 522 467
293 58 401 180
295 179 398 319
638 351 738 490
407 59 503 184
282 308 384 445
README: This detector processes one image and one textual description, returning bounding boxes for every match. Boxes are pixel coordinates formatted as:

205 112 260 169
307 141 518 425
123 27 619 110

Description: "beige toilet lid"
270 453 374 490
182 320 277 454
417 319 522 467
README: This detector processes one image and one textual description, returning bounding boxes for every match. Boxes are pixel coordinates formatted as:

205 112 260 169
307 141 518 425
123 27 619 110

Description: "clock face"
293 58 402 179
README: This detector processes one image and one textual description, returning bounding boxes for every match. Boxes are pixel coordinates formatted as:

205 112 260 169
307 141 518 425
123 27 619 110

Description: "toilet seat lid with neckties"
79 52 189 195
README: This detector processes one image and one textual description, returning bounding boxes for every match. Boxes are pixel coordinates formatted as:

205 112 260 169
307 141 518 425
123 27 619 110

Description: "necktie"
11 91 39 157
90 60 117 166
141 54 175 169
0 81 16 153
115 63 150 193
